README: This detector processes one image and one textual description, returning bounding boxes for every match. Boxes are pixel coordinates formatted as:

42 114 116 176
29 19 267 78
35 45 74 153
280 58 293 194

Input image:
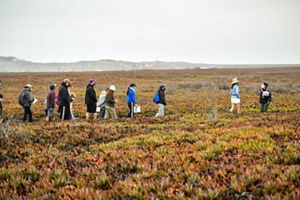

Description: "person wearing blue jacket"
230 78 241 114
126 83 136 118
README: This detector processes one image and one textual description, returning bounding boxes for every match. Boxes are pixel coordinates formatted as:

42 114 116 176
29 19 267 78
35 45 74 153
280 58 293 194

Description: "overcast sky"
0 0 299 64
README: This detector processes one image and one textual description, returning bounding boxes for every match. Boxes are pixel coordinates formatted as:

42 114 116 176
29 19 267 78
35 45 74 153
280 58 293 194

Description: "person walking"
97 88 109 119
229 78 241 114
126 83 137 118
20 84 34 122
104 85 117 119
155 85 167 117
259 82 272 112
85 79 98 120
46 83 56 122
58 79 72 120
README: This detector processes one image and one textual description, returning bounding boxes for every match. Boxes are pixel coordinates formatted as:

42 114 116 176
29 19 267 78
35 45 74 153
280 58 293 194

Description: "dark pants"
260 103 269 112
99 107 105 119
127 102 134 118
59 105 71 120
23 106 33 122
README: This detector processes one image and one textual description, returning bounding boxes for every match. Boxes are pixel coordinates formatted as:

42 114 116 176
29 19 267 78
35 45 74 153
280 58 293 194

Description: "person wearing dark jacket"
155 85 166 117
104 85 117 119
126 83 137 118
259 82 272 112
22 84 34 122
46 83 56 122
85 79 98 120
58 79 72 120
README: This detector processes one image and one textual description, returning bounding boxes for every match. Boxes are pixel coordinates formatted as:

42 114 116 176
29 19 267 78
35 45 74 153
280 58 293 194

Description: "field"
0 67 299 199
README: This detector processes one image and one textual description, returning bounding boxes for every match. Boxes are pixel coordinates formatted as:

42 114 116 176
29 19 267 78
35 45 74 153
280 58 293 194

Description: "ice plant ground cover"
0 67 299 199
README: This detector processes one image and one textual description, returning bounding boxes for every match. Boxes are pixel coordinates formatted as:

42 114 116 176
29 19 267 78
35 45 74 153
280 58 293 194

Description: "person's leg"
161 104 165 116
86 113 90 120
155 104 163 117
65 106 71 120
100 107 105 119
127 103 131 118
236 103 241 114
23 107 28 122
260 104 264 112
93 112 98 120
111 107 117 119
129 102 134 118
230 102 234 112
28 107 33 122
104 106 110 119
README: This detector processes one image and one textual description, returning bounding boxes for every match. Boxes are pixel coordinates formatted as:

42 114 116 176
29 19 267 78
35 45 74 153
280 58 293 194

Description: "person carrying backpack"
229 78 241 114
58 79 72 120
46 83 57 122
154 85 166 117
97 87 109 119
104 85 117 119
126 83 137 118
259 82 272 112
85 79 98 120
20 84 34 122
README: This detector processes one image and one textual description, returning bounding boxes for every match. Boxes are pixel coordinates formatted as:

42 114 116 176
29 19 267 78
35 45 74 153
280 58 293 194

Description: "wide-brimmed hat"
109 85 116 92
231 78 239 85
25 83 33 90
63 79 72 85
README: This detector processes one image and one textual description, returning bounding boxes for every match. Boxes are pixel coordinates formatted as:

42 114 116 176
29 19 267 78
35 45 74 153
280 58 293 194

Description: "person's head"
63 79 72 87
109 85 116 92
24 83 33 91
89 79 96 86
231 78 239 85
0 94 3 99
50 83 57 90
70 92 76 98
159 85 166 92
129 83 136 89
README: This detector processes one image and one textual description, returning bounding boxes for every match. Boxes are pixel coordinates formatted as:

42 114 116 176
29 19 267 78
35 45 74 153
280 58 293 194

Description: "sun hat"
109 85 116 92
231 78 239 85
25 83 33 89
63 79 71 84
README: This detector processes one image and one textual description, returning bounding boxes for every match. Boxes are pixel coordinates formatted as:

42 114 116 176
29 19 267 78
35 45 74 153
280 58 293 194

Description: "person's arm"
235 86 240 99
159 91 166 105
269 91 272 102
91 89 97 103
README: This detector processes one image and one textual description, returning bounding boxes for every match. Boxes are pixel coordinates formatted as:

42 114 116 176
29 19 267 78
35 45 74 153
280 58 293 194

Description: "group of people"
229 78 272 114
16 79 168 122
0 78 272 123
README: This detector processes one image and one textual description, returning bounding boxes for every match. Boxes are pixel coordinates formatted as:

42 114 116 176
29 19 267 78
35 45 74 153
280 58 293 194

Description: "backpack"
153 92 160 103
18 92 26 106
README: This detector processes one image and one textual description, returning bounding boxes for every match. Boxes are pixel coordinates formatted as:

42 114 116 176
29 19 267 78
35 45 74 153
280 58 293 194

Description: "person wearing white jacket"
97 88 109 119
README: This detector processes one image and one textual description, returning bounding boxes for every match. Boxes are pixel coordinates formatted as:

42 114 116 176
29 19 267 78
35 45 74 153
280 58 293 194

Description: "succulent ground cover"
0 67 299 199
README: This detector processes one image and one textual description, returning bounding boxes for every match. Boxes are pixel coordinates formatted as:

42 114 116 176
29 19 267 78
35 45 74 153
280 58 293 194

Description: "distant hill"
0 56 299 72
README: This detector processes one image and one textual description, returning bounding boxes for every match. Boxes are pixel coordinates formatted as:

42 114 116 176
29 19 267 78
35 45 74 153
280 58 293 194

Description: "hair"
158 85 166 92
127 83 136 95
0 94 3 98
50 85 55 90
231 83 238 89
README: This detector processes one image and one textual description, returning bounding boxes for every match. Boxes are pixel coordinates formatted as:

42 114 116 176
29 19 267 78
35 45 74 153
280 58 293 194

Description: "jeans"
99 106 105 119
127 102 134 118
155 104 165 117
260 103 269 112
23 106 33 122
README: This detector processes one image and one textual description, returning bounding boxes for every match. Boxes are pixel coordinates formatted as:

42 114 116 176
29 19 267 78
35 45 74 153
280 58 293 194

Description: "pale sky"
0 0 300 64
